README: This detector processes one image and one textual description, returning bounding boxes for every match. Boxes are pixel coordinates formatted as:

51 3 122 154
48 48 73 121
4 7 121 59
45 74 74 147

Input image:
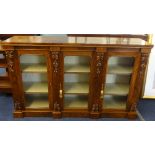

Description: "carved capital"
5 50 15 72
5 50 14 59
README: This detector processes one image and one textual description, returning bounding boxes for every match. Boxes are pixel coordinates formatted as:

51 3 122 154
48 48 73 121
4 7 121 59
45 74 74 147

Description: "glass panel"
64 95 88 109
64 74 89 83
22 73 48 94
20 54 49 109
22 73 47 82
102 56 135 110
20 55 46 64
107 57 134 75
64 56 90 109
64 56 90 73
25 94 49 109
20 55 47 73
103 95 127 110
104 74 130 96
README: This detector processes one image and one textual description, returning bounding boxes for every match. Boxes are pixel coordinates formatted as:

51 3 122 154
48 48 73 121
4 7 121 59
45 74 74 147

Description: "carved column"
51 52 59 73
130 50 150 111
93 52 104 112
5 50 23 111
90 47 107 118
49 47 62 118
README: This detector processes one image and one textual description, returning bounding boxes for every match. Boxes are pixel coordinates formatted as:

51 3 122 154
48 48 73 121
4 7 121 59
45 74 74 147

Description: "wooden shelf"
104 83 129 96
103 96 126 109
108 65 133 75
25 95 49 109
64 65 90 73
23 82 48 94
64 83 89 94
64 95 88 109
21 64 47 73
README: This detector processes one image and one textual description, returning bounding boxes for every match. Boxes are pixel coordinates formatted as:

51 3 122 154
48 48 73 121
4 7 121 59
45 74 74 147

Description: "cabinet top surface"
0 36 153 48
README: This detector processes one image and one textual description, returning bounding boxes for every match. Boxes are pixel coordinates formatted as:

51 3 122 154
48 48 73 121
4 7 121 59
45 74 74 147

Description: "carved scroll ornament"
5 50 15 72
51 52 59 73
96 53 104 74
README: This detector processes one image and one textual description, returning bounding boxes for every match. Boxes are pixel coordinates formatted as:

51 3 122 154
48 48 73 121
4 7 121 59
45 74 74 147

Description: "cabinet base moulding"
53 111 62 118
13 111 24 118
62 111 89 117
89 112 101 119
13 111 52 118
127 112 137 119
13 110 137 119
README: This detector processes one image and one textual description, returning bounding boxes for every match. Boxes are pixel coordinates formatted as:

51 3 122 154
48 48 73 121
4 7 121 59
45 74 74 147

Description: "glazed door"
102 48 140 111
62 50 93 111
19 50 51 110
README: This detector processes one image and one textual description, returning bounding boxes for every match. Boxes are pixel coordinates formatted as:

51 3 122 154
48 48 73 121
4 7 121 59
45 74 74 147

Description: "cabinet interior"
64 56 90 109
20 55 47 73
64 56 90 73
20 55 49 109
25 94 49 109
103 95 127 110
102 56 134 110
64 95 88 109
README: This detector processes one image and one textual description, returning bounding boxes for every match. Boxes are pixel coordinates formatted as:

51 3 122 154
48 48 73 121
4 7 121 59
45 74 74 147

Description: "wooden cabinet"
1 35 153 119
